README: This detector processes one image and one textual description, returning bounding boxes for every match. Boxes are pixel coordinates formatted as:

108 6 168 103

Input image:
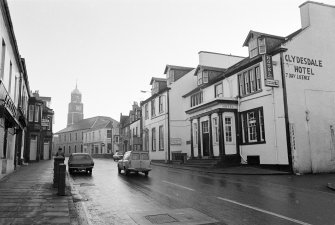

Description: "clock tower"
67 84 84 127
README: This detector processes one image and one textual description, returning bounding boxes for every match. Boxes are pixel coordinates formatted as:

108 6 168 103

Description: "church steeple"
67 83 84 126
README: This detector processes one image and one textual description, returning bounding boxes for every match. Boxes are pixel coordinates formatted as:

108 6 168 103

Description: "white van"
117 151 151 176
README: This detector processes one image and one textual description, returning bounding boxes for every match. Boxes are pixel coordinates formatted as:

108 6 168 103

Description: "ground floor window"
159 126 164 150
152 128 156 151
240 107 265 144
225 117 233 143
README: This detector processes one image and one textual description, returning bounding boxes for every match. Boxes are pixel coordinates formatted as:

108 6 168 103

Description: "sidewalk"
151 161 290 175
0 160 72 225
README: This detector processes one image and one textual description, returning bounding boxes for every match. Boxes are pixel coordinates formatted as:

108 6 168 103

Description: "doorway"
202 121 209 157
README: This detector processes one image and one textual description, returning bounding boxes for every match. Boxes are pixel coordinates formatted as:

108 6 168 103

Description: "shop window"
238 65 262 97
152 128 156 151
215 83 223 98
159 125 164 150
240 107 265 144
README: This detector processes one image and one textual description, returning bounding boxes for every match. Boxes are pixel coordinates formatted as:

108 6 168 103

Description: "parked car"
68 153 94 175
117 151 151 176
113 151 124 161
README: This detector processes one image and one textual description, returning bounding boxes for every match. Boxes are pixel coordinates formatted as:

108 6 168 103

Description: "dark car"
113 152 124 161
68 153 94 175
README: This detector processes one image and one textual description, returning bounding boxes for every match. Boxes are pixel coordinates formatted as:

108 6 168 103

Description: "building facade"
67 84 83 127
55 116 119 156
25 91 54 162
129 102 142 151
118 114 130 153
0 0 30 179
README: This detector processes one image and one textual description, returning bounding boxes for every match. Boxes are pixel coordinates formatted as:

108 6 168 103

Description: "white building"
129 102 142 151
0 0 30 179
183 1 335 174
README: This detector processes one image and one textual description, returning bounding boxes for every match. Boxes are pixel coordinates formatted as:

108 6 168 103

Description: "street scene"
1 0 335 224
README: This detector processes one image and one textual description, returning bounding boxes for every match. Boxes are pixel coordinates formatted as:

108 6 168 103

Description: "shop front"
187 99 240 164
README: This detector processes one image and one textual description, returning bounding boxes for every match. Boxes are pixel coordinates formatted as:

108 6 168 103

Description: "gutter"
280 51 294 173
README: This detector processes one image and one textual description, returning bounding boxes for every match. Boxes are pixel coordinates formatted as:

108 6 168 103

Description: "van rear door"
140 152 151 170
130 152 141 169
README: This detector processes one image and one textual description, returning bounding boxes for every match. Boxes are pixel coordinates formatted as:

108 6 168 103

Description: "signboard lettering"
284 54 323 81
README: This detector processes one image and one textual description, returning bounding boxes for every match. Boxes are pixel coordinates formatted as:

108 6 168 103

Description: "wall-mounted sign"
263 54 277 87
171 138 182 145
41 119 49 127
284 54 323 81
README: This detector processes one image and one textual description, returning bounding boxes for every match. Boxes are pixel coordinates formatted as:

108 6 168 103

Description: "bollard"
53 156 65 188
58 163 66 196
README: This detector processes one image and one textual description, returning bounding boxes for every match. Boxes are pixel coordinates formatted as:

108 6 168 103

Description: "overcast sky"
7 0 335 132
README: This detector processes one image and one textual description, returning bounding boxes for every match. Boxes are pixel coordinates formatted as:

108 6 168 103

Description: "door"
29 136 37 161
202 121 210 156
223 113 237 155
305 90 335 173
43 141 49 160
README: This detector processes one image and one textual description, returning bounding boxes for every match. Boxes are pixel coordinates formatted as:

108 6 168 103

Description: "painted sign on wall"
284 54 323 81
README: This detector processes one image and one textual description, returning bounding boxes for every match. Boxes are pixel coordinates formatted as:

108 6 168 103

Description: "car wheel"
144 171 149 177
124 167 129 176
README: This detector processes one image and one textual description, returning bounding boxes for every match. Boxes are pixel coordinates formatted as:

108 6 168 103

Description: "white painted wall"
198 51 244 69
282 2 335 173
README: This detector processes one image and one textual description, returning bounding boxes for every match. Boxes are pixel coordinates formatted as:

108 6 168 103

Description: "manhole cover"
145 214 179 224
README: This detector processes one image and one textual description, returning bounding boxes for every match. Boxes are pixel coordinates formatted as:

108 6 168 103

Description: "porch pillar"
208 114 214 157
197 117 201 158
218 112 226 157
190 119 194 158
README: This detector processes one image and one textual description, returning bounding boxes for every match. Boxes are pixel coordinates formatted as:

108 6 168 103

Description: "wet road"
68 158 335 225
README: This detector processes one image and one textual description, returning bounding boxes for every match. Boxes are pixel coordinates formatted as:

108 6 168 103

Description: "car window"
131 153 140 160
72 155 92 161
140 153 149 160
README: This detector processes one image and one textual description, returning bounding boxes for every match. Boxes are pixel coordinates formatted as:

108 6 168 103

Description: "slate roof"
56 116 118 133
150 77 167 85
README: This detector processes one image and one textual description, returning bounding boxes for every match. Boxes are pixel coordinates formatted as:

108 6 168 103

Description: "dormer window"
151 82 159 94
167 70 174 84
249 37 266 58
197 70 209 86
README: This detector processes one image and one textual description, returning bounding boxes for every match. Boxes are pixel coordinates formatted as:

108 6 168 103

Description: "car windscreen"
131 153 140 160
71 155 92 161
141 153 149 160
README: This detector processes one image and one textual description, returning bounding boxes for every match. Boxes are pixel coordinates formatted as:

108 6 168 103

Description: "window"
0 39 5 79
159 96 164 113
34 105 40 122
193 123 198 145
8 62 12 94
75 145 77 153
202 121 209 133
151 99 156 117
203 71 208 83
144 130 149 151
159 126 164 150
28 105 34 122
190 92 203 107
168 70 174 84
197 73 202 85
213 117 218 143
258 38 266 54
238 65 262 97
107 130 112 138
215 83 223 98
249 38 258 58
152 128 156 151
240 107 265 144
225 117 233 143
145 104 149 119
136 127 138 136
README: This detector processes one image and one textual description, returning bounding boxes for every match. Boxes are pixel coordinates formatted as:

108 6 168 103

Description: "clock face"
75 105 82 111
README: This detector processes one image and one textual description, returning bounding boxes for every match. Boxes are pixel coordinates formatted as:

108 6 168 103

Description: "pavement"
0 158 334 225
0 159 73 225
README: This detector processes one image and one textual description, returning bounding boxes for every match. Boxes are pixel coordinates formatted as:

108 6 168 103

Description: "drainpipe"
167 89 171 163
280 51 293 173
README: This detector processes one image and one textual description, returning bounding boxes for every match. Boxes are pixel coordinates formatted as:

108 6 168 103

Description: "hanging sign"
263 54 279 87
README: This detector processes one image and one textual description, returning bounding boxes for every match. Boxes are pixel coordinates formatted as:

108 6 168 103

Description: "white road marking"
217 197 312 225
162 180 195 191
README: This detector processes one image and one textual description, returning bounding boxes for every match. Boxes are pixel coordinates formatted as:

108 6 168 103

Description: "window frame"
159 95 164 113
151 127 156 151
159 125 164 151
151 99 156 117
240 107 265 145
214 83 223 98
238 64 262 98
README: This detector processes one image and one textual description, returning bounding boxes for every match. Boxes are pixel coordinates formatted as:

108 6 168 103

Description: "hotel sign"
284 54 322 81
263 54 279 87
41 119 49 127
